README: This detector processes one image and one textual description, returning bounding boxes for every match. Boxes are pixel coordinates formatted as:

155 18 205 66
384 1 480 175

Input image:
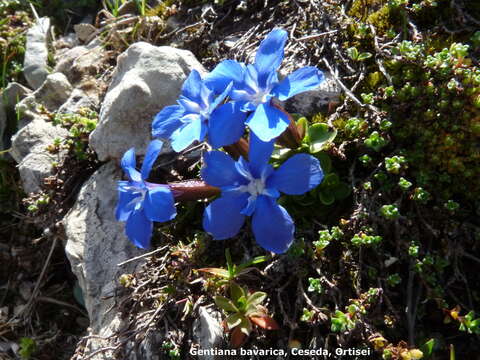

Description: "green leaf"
225 248 233 277
238 316 252 336
347 46 359 60
316 152 332 173
357 52 372 61
319 190 335 205
294 193 317 206
307 124 337 153
19 338 36 359
237 255 268 272
230 283 246 303
214 296 238 313
296 116 308 139
332 182 351 200
236 295 248 311
420 338 436 358
247 291 267 306
367 71 382 88
226 313 244 330
245 303 260 316
197 268 230 279
271 146 292 160
250 255 269 265
322 173 340 188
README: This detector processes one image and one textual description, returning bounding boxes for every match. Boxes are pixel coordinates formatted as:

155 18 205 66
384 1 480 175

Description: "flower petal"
208 81 233 113
248 132 274 177
121 148 141 182
178 96 203 114
240 195 257 216
268 154 323 195
125 207 153 249
144 186 176 222
204 60 245 94
246 103 290 142
201 150 246 187
203 193 249 239
208 102 246 148
272 66 325 101
238 100 257 112
254 29 288 83
115 187 139 221
171 118 206 152
251 196 294 254
141 139 163 180
152 105 185 139
244 65 260 93
181 69 203 103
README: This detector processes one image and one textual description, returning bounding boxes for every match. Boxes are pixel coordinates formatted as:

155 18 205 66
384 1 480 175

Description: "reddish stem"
168 180 220 201
223 137 249 160
271 103 303 149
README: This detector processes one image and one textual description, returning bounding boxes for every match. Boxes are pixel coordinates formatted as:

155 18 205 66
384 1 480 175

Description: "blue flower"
116 139 176 249
201 134 324 253
205 28 325 142
152 69 247 152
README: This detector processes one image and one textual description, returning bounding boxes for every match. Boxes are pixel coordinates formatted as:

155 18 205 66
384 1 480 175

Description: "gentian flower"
152 69 246 152
205 28 325 142
201 134 324 253
116 139 176 248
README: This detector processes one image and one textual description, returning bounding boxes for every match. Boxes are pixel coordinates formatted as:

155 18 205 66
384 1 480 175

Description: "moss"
348 0 403 35
348 0 385 22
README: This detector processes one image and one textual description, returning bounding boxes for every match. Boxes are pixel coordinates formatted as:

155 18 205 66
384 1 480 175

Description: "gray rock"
74 23 96 43
53 32 78 50
2 82 32 110
89 42 205 161
15 72 73 129
31 72 73 111
54 46 89 76
284 72 341 116
9 72 98 193
10 115 68 193
54 40 105 85
1 82 32 152
10 117 68 163
14 95 39 130
64 161 144 335
23 17 51 90
18 151 60 194
192 306 224 359
58 88 100 114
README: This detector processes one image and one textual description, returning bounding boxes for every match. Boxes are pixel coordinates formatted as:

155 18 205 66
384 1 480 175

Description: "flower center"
125 185 147 207
246 178 266 197
199 109 210 122
251 90 271 106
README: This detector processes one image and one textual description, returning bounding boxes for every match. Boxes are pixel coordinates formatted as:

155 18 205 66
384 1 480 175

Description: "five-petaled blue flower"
201 134 324 254
205 28 325 142
152 69 246 152
116 139 176 249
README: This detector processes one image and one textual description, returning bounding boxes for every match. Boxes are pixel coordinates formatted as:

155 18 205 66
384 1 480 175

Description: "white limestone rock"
89 42 206 161
63 161 144 342
23 17 51 90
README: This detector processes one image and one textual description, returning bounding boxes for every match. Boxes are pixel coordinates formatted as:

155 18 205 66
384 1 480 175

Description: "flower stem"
223 137 249 160
168 180 220 201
